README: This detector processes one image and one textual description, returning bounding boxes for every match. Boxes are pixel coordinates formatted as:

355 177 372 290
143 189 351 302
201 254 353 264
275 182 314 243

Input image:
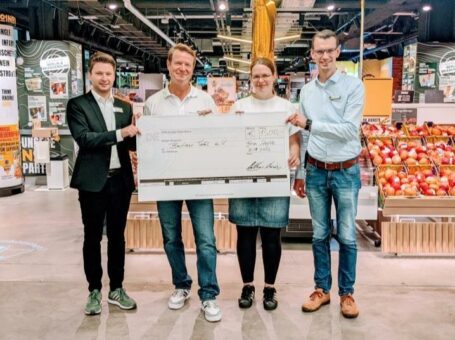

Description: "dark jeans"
78 173 132 292
236 225 282 285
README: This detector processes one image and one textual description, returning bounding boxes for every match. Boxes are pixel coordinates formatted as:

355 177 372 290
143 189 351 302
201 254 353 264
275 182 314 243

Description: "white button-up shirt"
91 90 123 169
143 85 217 116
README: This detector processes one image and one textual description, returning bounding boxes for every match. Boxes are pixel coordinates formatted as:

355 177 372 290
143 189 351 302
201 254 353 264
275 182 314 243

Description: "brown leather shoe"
301 289 330 312
340 295 359 318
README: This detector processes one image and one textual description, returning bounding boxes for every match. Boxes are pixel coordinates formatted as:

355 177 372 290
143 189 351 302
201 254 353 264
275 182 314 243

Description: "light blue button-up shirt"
296 70 364 178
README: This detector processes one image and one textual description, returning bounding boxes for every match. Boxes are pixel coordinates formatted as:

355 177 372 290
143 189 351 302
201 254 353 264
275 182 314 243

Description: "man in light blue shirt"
287 29 364 318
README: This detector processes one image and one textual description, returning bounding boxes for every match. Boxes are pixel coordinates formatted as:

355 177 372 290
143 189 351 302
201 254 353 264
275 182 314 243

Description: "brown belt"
307 154 359 171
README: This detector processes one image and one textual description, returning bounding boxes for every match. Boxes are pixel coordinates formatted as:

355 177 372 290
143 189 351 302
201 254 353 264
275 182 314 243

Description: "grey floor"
1 187 455 340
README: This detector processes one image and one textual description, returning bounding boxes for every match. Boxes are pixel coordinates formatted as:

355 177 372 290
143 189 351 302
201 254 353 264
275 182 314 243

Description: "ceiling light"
327 4 335 11
107 3 118 10
217 34 252 44
223 56 251 65
218 0 228 11
422 4 432 12
227 66 249 74
274 34 301 42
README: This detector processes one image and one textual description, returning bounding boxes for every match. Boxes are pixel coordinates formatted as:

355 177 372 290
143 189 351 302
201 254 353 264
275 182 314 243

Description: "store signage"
393 90 414 103
439 59 455 76
0 13 16 26
362 116 389 124
20 136 51 175
391 108 417 124
0 23 22 188
39 49 71 77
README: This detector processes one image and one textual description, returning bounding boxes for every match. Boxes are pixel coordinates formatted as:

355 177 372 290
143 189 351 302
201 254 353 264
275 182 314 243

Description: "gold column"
252 0 277 62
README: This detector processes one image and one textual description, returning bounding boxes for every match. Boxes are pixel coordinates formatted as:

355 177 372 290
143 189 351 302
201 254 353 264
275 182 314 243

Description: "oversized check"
137 112 290 201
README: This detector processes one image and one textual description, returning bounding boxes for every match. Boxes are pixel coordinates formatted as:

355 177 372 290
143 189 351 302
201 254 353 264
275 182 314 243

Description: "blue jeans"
306 163 361 296
157 199 220 301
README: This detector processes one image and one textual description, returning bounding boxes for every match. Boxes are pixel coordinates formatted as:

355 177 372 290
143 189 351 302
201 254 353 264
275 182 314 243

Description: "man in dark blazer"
67 51 139 315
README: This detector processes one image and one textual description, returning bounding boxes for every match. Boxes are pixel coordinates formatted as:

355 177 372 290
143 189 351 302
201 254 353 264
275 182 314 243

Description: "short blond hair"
89 51 116 72
168 43 196 66
311 29 339 49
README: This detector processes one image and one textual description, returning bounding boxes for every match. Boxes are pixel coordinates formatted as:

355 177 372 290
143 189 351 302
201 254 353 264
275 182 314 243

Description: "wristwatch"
304 119 312 131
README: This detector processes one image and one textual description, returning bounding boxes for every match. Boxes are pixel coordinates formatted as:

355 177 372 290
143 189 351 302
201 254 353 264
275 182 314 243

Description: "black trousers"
78 173 132 292
236 225 282 285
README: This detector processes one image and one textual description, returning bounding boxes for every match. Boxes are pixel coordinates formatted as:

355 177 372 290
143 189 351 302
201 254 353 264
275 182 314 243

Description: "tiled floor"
1 187 455 340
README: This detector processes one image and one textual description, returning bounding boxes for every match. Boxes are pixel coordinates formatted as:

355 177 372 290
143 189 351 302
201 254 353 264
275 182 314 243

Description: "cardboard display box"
32 127 58 138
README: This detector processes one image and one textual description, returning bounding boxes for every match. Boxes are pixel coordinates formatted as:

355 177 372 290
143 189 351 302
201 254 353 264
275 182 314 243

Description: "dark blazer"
67 91 136 193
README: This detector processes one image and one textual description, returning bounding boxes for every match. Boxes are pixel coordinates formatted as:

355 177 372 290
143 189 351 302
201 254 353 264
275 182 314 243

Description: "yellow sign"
0 125 22 178
0 13 16 26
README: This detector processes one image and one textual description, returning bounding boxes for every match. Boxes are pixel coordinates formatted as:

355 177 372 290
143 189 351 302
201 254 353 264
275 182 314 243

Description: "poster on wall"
20 136 46 175
439 75 455 102
415 42 455 103
0 23 23 190
418 62 437 88
402 43 417 91
439 57 455 103
16 40 84 175
207 77 237 113
27 95 47 121
0 125 22 183
48 101 66 125
49 74 68 99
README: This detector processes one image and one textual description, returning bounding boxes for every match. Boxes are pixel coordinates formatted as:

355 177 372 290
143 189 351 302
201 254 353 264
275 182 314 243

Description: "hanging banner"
0 23 23 191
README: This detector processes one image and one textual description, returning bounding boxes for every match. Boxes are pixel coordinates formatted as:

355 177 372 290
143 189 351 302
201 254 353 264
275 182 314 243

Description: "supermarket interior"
1 1 455 339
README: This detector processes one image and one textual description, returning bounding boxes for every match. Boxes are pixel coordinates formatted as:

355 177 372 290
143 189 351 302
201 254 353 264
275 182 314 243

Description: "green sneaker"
85 289 102 315
108 288 137 310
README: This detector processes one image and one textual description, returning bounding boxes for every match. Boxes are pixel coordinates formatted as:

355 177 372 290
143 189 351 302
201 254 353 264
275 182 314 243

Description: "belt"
307 154 359 171
107 168 121 178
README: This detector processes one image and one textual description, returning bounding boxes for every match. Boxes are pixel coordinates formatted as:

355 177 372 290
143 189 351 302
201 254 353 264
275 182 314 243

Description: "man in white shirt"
143 44 221 322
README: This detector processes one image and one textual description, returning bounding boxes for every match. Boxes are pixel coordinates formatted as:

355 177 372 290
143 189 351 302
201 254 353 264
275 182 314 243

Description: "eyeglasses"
313 48 337 57
252 74 273 81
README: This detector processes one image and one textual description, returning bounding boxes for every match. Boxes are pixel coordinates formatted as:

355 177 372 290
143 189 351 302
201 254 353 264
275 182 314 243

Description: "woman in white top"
229 57 300 310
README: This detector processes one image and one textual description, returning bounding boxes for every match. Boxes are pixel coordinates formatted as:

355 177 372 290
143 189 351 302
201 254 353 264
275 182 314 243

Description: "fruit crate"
382 221 455 254
376 165 419 207
366 136 399 166
425 122 455 137
438 165 455 196
361 122 406 138
423 136 455 166
405 123 431 137
407 164 447 196
395 136 430 167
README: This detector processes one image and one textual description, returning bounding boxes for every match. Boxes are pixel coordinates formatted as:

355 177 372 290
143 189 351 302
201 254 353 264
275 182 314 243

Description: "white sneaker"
201 300 222 322
168 289 191 310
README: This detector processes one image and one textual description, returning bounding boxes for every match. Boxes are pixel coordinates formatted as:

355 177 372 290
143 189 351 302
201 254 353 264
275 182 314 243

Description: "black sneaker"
263 287 277 310
238 285 255 309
